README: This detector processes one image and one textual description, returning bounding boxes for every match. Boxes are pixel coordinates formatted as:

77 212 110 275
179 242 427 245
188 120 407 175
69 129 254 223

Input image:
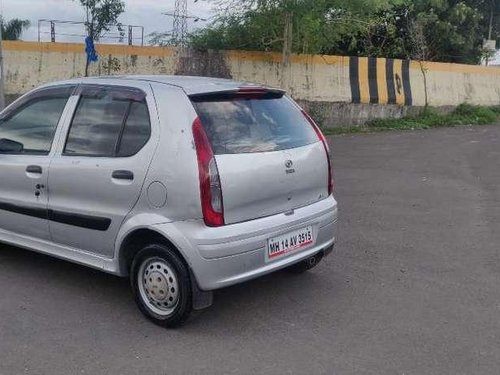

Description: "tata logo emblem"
285 160 295 174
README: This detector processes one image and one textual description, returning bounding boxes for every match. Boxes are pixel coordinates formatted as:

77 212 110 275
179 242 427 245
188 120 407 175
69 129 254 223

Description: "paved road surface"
1 125 500 374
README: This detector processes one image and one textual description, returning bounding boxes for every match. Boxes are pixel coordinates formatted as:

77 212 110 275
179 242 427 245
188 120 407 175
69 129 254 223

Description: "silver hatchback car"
0 76 338 327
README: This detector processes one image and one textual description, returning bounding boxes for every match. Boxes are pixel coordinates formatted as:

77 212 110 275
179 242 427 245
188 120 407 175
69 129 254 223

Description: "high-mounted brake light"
302 110 334 195
237 86 268 94
192 117 224 227
235 86 269 99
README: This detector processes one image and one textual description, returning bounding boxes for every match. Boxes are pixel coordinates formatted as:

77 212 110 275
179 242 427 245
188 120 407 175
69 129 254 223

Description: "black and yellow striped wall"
350 57 412 105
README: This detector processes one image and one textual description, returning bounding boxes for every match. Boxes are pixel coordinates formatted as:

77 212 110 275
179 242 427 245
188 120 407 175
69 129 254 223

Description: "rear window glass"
191 95 318 154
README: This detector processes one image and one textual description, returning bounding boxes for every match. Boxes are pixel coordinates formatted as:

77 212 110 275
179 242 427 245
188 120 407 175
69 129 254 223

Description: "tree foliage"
185 0 498 64
0 18 30 40
467 0 500 42
76 0 125 41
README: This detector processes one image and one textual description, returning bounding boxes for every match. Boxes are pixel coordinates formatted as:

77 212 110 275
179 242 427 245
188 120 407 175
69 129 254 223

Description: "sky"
0 0 214 45
494 51 500 65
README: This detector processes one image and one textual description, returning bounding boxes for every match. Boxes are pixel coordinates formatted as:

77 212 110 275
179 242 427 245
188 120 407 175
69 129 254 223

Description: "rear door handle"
26 165 42 174
112 170 134 180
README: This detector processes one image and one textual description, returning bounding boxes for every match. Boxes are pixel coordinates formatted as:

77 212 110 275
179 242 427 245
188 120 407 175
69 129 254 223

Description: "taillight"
302 110 334 195
192 117 224 227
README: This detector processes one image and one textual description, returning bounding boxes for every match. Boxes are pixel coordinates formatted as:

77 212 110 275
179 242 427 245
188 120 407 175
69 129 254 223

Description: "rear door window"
191 94 318 154
64 86 150 157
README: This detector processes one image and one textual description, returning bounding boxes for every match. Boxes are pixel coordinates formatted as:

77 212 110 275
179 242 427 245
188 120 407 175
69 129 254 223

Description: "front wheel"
130 244 192 328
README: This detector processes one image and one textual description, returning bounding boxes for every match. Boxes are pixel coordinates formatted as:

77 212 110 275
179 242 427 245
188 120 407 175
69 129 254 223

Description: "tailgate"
215 142 328 224
191 89 329 224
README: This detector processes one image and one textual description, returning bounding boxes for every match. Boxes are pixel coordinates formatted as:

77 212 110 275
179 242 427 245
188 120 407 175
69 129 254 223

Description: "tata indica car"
0 76 338 327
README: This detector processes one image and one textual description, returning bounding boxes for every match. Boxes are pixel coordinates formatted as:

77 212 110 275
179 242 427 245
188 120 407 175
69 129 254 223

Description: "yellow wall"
3 41 500 107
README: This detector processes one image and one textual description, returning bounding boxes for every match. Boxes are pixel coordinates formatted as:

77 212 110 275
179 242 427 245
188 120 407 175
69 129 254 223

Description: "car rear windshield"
191 94 318 155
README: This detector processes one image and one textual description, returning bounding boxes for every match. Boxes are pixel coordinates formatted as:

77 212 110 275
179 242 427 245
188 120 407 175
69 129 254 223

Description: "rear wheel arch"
118 228 189 277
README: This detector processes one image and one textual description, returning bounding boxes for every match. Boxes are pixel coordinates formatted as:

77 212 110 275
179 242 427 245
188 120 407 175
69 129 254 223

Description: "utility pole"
281 7 293 91
0 19 5 110
488 0 494 40
485 0 495 66
282 11 293 67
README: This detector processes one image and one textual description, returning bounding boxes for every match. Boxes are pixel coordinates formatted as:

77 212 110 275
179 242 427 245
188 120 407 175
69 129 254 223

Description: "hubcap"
138 258 179 316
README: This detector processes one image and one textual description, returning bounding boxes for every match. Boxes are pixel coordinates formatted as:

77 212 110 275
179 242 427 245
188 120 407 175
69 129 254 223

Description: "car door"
0 86 74 241
47 83 158 257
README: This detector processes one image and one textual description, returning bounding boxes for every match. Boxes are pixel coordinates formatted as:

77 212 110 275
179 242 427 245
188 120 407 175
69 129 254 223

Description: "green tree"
186 0 486 64
187 0 387 54
0 18 30 40
462 0 499 42
364 1 483 63
414 0 482 64
74 0 125 76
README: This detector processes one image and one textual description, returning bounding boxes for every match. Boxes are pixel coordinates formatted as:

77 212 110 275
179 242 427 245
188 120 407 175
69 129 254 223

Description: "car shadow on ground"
0 244 337 331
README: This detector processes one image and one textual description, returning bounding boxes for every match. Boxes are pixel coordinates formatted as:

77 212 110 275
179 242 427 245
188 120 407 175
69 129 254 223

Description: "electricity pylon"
172 0 188 46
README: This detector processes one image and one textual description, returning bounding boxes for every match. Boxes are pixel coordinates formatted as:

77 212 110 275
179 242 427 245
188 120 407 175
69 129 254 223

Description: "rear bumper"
154 196 338 290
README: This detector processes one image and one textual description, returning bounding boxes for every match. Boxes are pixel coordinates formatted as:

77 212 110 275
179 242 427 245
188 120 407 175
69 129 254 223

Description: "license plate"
266 226 314 261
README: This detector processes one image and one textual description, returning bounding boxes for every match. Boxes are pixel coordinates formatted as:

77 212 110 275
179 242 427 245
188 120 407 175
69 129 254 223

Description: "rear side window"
117 101 151 157
64 86 150 157
191 95 318 154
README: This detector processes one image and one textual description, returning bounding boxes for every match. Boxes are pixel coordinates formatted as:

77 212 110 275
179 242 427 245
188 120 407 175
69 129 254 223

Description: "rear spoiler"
189 86 285 101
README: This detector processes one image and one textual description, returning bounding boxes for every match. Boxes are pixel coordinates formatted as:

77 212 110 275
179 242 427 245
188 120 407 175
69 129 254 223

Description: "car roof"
40 75 276 96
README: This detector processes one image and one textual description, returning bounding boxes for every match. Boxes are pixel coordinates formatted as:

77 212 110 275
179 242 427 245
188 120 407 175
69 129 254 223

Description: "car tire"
131 243 192 328
286 252 323 274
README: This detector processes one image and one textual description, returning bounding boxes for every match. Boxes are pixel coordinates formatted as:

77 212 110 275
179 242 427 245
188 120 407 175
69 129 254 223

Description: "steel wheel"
131 243 192 327
138 257 180 316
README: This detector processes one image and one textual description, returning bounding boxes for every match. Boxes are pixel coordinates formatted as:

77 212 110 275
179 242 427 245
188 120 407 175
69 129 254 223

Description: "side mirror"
0 138 24 153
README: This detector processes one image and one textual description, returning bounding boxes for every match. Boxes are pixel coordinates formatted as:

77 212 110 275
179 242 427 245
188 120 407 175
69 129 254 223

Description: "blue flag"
85 36 98 63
